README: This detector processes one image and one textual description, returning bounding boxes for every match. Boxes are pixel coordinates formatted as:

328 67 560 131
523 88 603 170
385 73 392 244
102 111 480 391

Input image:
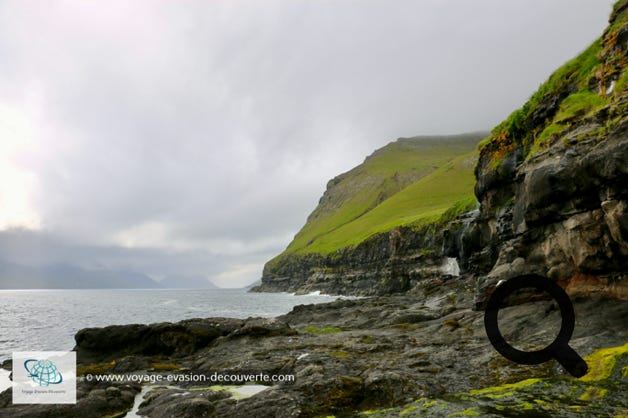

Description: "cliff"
257 1 628 301
253 133 485 295
469 0 628 306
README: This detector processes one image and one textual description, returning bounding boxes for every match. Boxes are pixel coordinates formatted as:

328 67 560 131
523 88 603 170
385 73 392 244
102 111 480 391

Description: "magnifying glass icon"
483 275 588 377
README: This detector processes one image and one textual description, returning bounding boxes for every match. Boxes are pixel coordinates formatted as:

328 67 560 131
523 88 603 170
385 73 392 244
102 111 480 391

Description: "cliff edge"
256 1 628 302
253 133 485 295
470 0 628 306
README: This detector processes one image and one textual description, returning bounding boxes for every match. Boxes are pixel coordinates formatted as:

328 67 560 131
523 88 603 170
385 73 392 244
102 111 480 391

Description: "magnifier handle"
554 345 588 378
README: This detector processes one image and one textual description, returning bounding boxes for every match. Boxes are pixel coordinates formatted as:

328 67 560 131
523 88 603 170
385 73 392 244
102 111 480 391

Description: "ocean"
0 288 341 362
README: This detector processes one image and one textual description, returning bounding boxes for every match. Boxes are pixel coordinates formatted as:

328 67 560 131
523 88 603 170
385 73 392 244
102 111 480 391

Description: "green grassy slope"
478 0 628 170
280 133 484 256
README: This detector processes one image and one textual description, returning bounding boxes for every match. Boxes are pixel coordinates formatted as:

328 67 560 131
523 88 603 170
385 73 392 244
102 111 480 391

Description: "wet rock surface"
75 318 246 364
0 380 141 418
1 276 626 417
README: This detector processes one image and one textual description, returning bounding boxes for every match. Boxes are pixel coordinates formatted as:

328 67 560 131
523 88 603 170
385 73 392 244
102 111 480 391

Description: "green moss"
530 89 609 154
477 134 492 150
330 350 350 359
519 402 535 410
77 360 116 376
614 69 628 94
469 378 542 396
453 342 628 415
535 122 566 147
299 326 343 334
399 405 416 415
150 362 179 371
612 0 627 14
327 376 362 406
448 407 481 417
579 386 609 401
557 90 609 120
436 196 478 225
580 342 628 381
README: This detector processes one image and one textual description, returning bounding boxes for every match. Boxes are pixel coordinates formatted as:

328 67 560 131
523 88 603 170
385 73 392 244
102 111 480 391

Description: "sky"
0 0 616 287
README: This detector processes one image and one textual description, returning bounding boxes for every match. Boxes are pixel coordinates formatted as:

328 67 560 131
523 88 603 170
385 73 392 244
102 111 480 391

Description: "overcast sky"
0 0 615 287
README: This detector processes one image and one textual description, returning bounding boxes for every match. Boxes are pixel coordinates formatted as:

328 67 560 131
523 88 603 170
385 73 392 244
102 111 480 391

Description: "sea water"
0 288 341 362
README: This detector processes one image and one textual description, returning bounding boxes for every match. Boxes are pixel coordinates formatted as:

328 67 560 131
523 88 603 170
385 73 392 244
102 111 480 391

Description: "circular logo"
24 359 63 386
483 275 588 378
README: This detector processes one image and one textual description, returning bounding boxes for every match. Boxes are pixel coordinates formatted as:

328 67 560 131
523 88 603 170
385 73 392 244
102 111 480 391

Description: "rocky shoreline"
2 275 627 417
2 5 628 416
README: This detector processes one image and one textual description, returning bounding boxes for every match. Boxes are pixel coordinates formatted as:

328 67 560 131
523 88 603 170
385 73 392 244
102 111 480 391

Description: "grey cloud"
0 0 615 286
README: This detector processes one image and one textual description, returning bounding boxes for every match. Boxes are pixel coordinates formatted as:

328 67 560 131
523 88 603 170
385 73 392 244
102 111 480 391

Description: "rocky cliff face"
254 134 482 295
469 1 628 306
257 2 628 303
255 223 451 296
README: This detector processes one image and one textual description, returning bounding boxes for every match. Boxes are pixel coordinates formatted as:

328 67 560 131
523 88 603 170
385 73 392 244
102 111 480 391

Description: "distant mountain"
0 261 160 289
158 275 218 289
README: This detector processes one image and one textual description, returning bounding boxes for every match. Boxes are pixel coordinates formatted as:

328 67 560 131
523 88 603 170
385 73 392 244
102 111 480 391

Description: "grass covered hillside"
278 133 485 256
477 0 628 178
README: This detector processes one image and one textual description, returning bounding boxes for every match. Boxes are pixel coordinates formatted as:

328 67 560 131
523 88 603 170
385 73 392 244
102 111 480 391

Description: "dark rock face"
74 317 298 365
75 318 245 364
471 133 628 307
253 224 447 296
467 1 628 306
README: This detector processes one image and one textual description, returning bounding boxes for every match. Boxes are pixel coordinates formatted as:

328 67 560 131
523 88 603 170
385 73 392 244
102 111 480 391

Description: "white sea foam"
0 369 10 393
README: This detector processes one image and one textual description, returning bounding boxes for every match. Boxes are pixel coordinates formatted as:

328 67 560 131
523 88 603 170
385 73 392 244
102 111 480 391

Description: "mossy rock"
299 326 344 334
359 342 628 417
